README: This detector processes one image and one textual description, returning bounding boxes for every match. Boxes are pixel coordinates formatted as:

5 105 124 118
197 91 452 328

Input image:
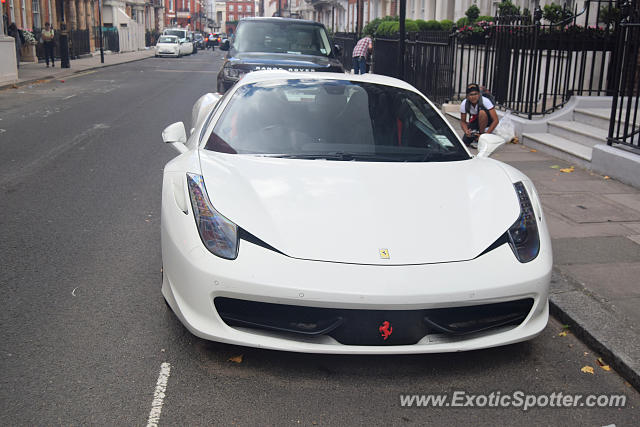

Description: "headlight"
187 173 239 260
507 182 540 263
223 66 242 80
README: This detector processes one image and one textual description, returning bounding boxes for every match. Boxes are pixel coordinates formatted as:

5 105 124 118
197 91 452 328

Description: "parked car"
217 17 344 93
160 71 552 353
163 28 193 55
188 32 198 54
194 33 205 50
154 35 182 58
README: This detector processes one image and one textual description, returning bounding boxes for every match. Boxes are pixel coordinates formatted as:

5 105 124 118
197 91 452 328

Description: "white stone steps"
548 120 608 148
522 132 593 163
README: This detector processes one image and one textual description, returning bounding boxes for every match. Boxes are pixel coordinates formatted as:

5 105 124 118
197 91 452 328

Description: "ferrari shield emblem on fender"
379 321 393 340
379 248 390 259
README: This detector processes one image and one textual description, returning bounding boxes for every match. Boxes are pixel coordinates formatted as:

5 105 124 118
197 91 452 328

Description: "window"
229 14 235 21
247 5 252 12
238 5 243 12
32 0 41 29
170 0 174 12
229 5 234 11
206 80 468 163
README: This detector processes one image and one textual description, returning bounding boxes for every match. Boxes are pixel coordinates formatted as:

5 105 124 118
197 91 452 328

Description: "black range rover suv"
217 17 345 94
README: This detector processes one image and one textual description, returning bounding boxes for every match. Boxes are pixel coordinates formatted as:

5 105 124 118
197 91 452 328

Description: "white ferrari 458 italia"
160 71 552 354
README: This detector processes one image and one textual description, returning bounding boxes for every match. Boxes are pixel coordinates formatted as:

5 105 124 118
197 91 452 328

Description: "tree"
465 5 480 23
498 1 520 17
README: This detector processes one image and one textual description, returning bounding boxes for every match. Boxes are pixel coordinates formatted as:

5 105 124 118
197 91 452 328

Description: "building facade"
225 0 254 33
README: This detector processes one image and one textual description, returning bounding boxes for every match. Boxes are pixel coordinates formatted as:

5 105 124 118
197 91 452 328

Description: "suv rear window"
233 21 332 57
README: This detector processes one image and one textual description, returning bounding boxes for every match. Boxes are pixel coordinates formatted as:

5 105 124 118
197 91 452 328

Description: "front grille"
214 297 534 346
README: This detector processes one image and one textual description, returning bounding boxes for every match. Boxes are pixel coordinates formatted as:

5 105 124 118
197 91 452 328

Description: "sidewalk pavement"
1 49 155 90
446 116 640 389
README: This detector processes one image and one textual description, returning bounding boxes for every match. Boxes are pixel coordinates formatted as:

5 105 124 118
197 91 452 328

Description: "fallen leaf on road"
529 148 536 152
562 324 570 329
560 166 575 173
581 366 594 374
603 176 610 180
558 331 568 337
596 357 611 371
228 355 243 363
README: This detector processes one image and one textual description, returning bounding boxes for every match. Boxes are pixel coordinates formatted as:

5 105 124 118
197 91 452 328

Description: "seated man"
460 83 499 148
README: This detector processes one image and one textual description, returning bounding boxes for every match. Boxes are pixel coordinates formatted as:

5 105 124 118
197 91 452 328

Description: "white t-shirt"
460 96 494 116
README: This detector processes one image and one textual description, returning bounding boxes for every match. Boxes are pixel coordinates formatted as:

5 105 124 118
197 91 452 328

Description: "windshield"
158 36 177 44
164 30 186 38
233 22 332 56
205 80 469 162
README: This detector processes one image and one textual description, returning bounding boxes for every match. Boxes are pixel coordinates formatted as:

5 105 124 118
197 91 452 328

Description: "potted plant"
20 29 38 62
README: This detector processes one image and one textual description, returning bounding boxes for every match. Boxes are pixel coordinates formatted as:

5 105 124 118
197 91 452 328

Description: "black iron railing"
608 18 640 149
453 1 620 118
94 27 120 53
372 34 456 106
333 32 357 71
69 30 91 59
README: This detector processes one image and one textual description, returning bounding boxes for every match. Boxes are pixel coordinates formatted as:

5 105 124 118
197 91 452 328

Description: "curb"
0 54 153 91
549 268 640 391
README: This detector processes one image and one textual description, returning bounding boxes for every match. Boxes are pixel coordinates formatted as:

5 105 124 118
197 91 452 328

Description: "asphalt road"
0 52 638 426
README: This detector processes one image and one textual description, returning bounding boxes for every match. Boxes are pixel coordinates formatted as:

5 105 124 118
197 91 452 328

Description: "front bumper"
157 50 179 57
161 183 552 354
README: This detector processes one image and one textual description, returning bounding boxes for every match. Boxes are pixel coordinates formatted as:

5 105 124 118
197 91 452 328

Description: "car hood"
198 152 520 265
229 52 340 71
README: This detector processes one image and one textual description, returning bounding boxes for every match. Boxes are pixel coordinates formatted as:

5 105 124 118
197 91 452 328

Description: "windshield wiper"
419 151 468 162
260 152 403 161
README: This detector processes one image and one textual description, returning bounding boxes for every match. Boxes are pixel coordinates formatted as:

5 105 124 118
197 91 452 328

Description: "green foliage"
476 16 494 23
405 20 420 33
543 3 573 24
425 20 442 30
465 5 480 22
362 17 383 36
440 20 454 32
456 17 470 28
375 21 399 37
415 19 429 32
599 5 621 26
498 1 520 16
374 19 420 37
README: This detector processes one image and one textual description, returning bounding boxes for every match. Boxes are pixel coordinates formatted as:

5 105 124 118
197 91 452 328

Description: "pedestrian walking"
41 22 56 68
459 83 499 148
351 35 372 75
7 23 24 68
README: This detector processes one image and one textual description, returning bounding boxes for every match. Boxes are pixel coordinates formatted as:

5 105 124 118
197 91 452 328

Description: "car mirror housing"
476 133 505 158
333 44 342 56
162 122 188 146
191 93 222 135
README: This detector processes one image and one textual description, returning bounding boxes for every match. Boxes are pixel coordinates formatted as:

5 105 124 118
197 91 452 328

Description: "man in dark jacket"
8 23 24 68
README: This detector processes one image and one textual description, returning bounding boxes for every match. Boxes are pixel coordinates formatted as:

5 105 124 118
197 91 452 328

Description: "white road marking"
63 95 76 100
147 362 172 427
71 287 78 297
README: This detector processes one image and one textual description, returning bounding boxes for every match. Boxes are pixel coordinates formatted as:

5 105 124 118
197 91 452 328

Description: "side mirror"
220 39 230 51
191 92 222 134
333 44 342 56
162 122 187 144
476 133 505 158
